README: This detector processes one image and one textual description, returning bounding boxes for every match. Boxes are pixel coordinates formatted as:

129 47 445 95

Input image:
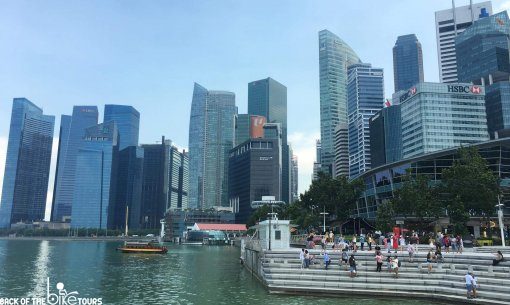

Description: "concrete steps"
260 249 510 304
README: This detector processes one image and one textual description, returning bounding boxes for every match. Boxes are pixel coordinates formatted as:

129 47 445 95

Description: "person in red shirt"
392 234 399 253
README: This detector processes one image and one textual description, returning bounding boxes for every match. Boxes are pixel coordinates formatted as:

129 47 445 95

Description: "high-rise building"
104 105 140 150
312 139 322 181
114 146 144 230
319 30 361 175
333 124 349 178
228 138 281 224
71 121 119 229
248 77 290 204
435 1 492 83
456 11 510 139
188 83 236 210
290 151 299 203
52 106 99 222
369 105 402 169
393 34 424 92
235 114 266 146
347 63 384 178
168 145 189 211
0 98 55 228
399 82 489 159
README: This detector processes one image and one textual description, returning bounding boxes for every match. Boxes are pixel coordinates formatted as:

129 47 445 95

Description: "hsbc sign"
447 85 483 94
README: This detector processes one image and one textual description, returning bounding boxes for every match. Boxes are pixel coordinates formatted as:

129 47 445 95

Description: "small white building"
255 218 291 250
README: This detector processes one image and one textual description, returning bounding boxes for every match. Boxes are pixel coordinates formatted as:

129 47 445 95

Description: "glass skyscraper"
188 83 237 209
399 82 489 159
319 29 361 175
0 98 55 228
248 77 289 203
71 121 119 229
104 105 140 150
52 106 98 222
369 105 402 169
393 34 424 92
347 63 384 178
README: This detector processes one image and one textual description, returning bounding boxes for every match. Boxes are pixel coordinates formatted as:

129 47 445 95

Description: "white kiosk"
255 217 291 250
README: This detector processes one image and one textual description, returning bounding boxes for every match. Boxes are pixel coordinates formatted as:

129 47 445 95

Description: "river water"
0 240 441 305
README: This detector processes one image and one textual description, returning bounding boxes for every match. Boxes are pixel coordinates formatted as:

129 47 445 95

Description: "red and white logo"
470 86 481 94
410 87 417 95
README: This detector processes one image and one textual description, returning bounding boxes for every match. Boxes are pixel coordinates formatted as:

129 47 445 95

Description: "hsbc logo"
447 85 482 94
399 87 418 103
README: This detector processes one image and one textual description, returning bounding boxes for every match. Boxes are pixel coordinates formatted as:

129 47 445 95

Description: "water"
0 240 441 305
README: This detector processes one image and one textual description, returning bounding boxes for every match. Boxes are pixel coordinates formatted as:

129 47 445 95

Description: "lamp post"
320 206 329 234
267 212 278 250
497 196 506 247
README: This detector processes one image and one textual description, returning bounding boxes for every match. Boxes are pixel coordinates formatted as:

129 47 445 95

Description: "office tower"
228 138 281 224
399 83 489 159
104 105 140 150
0 98 55 228
456 11 510 138
248 77 290 204
369 105 402 169
71 121 119 229
290 152 299 203
235 114 266 146
188 83 236 210
435 1 492 83
114 146 144 230
333 124 349 178
52 106 99 222
319 29 361 175
393 34 424 92
347 63 384 178
168 145 189 211
312 139 322 181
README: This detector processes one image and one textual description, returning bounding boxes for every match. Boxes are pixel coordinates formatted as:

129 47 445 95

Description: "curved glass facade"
187 230 227 242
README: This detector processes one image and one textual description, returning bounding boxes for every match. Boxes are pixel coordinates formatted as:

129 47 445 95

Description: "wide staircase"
261 249 510 305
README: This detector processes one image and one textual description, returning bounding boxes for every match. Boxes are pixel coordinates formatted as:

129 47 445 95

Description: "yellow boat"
117 241 168 254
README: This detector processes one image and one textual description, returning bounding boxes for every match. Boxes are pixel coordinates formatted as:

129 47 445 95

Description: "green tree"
441 146 500 233
376 201 395 233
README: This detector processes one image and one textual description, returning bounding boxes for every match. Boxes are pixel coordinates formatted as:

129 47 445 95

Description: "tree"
376 201 395 233
441 146 500 233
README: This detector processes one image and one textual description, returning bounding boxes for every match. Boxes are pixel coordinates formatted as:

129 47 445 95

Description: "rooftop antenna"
452 0 458 36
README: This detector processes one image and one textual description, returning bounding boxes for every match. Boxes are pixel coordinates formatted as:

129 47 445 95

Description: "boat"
117 240 168 254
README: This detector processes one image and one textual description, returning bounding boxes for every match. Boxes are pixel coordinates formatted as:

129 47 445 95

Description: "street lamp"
320 206 329 234
496 196 506 247
267 212 278 250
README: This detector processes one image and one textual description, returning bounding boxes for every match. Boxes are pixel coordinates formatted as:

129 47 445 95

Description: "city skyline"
3 1 510 220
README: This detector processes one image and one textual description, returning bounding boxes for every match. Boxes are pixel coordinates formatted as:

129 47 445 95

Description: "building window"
275 230 281 240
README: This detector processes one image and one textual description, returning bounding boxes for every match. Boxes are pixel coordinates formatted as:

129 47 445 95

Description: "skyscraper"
71 121 119 229
435 1 492 83
235 114 266 146
188 83 236 209
248 77 290 204
333 124 349 178
319 29 361 175
290 152 299 203
393 34 424 92
0 98 55 228
168 145 189 211
104 105 140 150
456 10 510 138
399 83 489 159
312 139 322 181
347 63 384 178
369 105 402 169
52 106 99 222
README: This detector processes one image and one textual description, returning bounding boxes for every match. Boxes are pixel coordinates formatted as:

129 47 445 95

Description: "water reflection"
28 240 51 298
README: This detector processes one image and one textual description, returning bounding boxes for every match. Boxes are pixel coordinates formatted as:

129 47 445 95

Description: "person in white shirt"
299 248 305 269
465 271 474 299
471 273 479 299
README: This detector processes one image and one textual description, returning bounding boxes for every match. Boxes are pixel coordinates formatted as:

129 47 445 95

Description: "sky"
1 0 510 220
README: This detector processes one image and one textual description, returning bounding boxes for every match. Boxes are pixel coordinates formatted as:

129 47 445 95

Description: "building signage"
447 85 482 94
259 156 272 161
399 87 417 103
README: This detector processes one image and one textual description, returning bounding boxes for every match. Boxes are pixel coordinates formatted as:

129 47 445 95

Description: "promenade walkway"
260 248 510 304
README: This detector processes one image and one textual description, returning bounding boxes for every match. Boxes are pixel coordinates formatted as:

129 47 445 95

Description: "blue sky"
1 0 509 217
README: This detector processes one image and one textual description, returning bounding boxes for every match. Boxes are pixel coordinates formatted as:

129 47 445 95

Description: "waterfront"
0 240 443 305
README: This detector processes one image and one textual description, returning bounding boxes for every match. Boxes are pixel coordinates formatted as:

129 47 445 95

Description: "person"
493 251 504 266
428 237 435 251
360 234 365 251
399 235 406 252
407 243 415 263
352 235 358 252
348 254 357 277
341 248 349 270
435 249 443 263
386 256 393 273
323 251 331 270
451 235 457 252
392 234 399 253
392 256 400 278
299 248 305 269
457 235 464 254
368 235 373 251
465 271 474 299
384 236 390 253
426 251 433 274
321 235 327 254
375 251 383 272
304 250 310 268
472 273 479 299
444 235 451 253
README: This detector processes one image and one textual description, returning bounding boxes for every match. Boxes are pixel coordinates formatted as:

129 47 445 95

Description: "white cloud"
498 1 510 12
289 131 320 196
